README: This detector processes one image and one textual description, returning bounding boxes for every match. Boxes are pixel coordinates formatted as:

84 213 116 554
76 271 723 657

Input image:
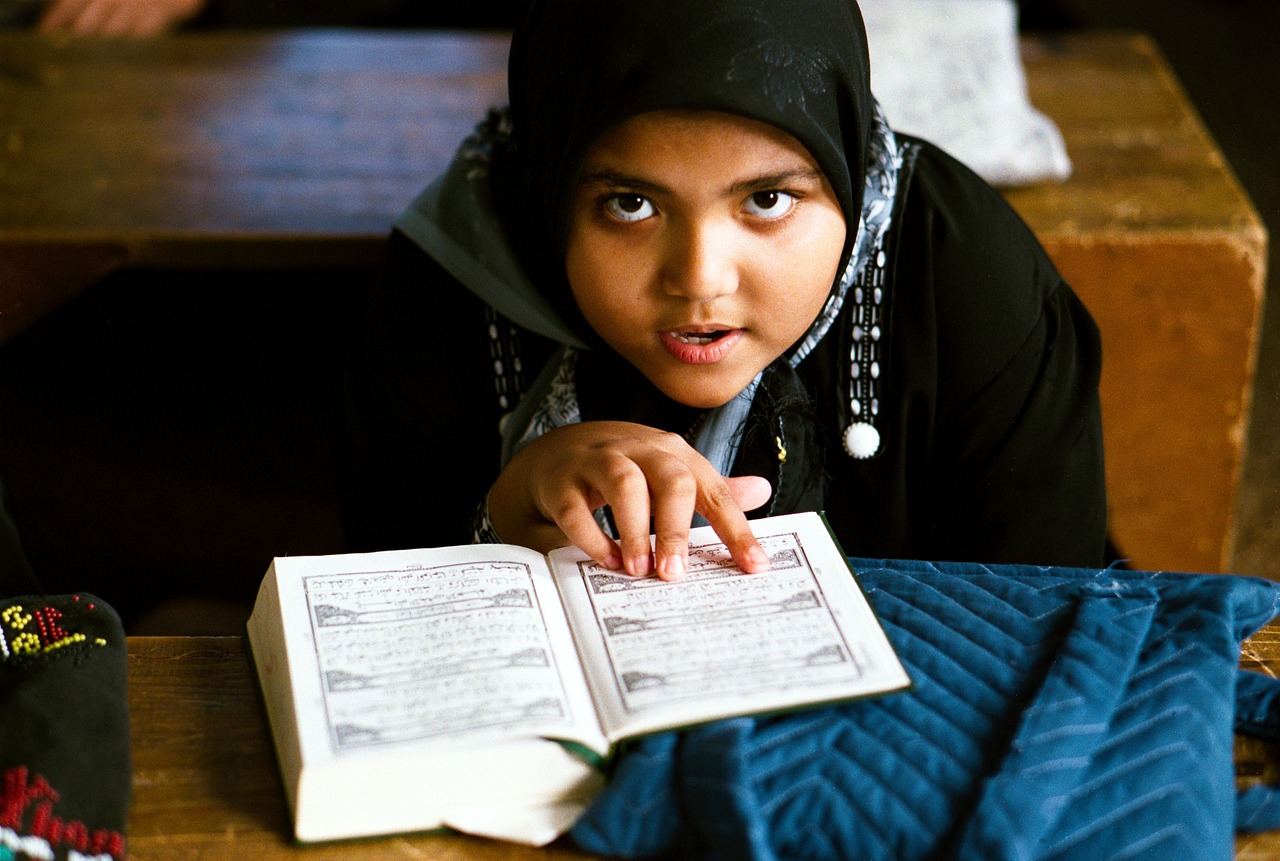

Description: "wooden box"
1008 33 1267 573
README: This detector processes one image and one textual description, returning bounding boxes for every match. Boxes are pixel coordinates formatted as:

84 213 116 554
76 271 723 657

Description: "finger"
596 462 657 578
649 466 700 581
697 478 771 574
120 6 173 35
129 0 204 34
67 0 118 34
541 492 622 570
726 475 773 513
99 4 144 36
36 0 89 31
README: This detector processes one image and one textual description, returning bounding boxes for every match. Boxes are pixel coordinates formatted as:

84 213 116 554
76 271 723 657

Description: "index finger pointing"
697 480 771 574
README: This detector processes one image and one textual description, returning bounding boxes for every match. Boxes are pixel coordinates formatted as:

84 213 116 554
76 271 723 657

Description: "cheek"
762 212 846 333
566 214 662 320
564 224 612 316
808 208 849 282
565 233 642 337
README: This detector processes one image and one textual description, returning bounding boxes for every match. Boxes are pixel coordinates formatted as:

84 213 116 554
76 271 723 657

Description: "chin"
657 380 745 411
638 359 760 410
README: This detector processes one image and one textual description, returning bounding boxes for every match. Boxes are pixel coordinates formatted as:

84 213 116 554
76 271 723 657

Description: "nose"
660 217 739 301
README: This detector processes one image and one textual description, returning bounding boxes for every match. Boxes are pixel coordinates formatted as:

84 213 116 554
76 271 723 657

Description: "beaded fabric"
1 594 130 861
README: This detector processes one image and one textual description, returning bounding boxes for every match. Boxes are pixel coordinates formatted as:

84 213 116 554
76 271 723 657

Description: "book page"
271 544 607 764
549 512 910 741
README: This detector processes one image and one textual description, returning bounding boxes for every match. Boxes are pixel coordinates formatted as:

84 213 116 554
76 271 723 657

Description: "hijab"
490 0 908 521
500 0 876 335
396 0 907 522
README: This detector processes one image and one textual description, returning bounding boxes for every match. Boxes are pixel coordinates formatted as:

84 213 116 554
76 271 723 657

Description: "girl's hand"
38 0 206 36
488 421 772 580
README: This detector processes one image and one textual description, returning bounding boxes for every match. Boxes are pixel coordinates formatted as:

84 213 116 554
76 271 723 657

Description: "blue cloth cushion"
572 558 1280 860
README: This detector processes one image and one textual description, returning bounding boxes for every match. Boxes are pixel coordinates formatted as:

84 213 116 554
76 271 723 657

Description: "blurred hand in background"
36 0 206 36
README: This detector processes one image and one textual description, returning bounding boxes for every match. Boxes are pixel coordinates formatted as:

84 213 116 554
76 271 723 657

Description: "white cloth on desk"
862 0 1072 186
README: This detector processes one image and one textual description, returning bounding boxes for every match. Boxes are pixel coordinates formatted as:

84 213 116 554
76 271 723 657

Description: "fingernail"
627 553 651 577
661 554 685 580
748 547 770 570
602 553 622 570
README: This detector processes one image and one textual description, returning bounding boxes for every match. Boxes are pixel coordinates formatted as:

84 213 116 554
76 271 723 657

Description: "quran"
246 511 910 846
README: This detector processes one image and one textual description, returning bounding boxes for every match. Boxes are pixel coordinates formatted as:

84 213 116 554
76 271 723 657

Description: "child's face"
565 110 847 409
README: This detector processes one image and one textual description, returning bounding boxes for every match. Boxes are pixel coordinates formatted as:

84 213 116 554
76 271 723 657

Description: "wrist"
470 493 504 544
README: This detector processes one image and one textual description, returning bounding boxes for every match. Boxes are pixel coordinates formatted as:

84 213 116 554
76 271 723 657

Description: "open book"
246 511 911 846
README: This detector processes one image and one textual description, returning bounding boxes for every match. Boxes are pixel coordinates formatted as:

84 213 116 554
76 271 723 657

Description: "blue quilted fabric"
572 558 1280 860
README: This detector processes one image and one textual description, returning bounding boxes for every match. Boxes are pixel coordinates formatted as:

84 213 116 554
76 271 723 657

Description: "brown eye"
744 190 796 219
604 194 655 222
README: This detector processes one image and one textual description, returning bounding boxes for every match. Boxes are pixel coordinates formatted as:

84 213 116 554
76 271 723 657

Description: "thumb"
725 475 773 514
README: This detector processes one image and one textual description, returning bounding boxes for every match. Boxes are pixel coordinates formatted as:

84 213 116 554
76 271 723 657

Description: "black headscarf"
484 0 899 518
499 0 875 334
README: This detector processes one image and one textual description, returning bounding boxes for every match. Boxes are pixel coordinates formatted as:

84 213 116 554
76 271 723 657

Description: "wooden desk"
1236 624 1280 861
125 636 600 860
127 634 1280 859
0 29 510 346
1008 33 1267 575
1 29 1264 573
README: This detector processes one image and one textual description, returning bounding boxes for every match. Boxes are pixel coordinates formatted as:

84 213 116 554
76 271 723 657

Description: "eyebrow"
577 171 668 195
728 168 827 194
577 166 828 195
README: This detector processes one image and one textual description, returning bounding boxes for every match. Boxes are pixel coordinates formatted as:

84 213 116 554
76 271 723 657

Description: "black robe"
342 137 1107 569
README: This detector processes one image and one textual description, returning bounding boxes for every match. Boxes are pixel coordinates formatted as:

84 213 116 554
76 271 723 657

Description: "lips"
659 327 744 364
669 331 723 346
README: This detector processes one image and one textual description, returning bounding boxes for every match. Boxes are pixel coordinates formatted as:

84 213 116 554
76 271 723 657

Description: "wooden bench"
1006 33 1267 574
125 634 1280 858
126 638 599 860
0 30 508 345
0 29 1265 575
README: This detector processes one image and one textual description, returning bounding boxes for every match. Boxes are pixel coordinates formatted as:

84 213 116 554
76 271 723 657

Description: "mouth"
668 330 732 345
660 327 743 364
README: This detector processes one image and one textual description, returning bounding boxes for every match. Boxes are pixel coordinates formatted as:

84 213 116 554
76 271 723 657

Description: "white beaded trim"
844 245 887 459
485 305 525 415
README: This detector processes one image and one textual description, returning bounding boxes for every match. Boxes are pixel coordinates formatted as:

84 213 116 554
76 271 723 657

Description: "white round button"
843 422 880 459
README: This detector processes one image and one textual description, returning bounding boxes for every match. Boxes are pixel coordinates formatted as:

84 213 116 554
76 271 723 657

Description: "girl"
343 0 1107 577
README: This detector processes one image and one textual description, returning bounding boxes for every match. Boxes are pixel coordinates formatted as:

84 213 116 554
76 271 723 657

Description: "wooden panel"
0 30 509 343
1238 624 1280 860
0 242 129 345
0 31 506 238
125 634 1280 858
1011 33 1267 573
125 636 602 860
1010 34 1263 235
1044 237 1261 572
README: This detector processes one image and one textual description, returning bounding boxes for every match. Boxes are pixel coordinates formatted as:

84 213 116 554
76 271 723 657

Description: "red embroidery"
0 766 57 829
1 597 107 662
0 766 126 858
34 607 65 641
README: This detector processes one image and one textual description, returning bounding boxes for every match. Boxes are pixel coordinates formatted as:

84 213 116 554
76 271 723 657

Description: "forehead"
580 109 825 178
